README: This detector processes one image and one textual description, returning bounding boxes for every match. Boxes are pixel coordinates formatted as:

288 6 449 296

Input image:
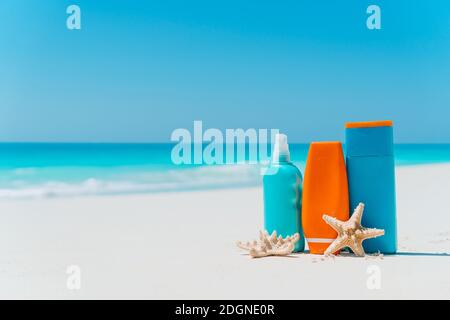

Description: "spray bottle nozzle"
272 133 290 162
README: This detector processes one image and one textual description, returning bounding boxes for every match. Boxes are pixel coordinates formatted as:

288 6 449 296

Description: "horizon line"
1 141 450 145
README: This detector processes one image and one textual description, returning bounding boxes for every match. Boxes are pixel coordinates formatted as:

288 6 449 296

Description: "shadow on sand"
394 251 450 257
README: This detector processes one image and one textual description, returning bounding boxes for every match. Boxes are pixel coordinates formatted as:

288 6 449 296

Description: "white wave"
0 165 262 200
13 167 37 175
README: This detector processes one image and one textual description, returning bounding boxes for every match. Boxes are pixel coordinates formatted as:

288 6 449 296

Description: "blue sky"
1 0 450 143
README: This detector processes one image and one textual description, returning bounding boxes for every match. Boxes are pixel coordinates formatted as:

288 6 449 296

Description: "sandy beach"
0 163 449 299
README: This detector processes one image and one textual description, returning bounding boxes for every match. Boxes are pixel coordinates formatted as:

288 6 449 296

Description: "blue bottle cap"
345 121 394 157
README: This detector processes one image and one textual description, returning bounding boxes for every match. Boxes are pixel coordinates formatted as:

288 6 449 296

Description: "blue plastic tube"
345 121 397 254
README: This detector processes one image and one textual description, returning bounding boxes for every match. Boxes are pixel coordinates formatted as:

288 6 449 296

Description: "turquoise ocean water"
1 143 450 199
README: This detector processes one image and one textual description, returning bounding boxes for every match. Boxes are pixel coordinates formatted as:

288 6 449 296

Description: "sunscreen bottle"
302 142 349 254
345 120 397 254
263 134 304 252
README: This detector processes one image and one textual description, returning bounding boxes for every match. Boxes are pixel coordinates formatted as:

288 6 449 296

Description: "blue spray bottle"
345 121 397 254
263 134 304 252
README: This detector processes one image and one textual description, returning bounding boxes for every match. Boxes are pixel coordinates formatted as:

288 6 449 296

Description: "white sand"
0 164 449 299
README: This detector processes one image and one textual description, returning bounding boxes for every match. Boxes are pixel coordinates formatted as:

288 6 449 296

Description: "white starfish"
322 203 385 257
237 230 300 258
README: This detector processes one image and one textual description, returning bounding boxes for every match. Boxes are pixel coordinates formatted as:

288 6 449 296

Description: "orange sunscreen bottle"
302 142 349 254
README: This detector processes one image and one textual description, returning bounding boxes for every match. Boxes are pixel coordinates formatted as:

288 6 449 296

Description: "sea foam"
0 165 263 200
